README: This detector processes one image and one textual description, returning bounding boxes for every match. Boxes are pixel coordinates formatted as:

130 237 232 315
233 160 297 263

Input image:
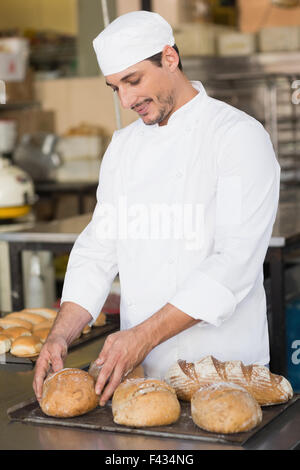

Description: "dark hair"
147 44 183 71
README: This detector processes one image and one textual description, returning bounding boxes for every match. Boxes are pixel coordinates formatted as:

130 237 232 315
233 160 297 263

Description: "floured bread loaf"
0 334 12 354
22 308 57 320
88 361 144 383
40 368 98 418
112 378 180 427
191 382 262 434
10 335 42 357
165 355 293 406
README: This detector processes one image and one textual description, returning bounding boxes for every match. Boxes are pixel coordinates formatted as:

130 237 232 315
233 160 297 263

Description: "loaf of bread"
0 334 11 354
10 335 42 357
88 360 144 383
165 355 293 406
40 368 99 418
191 382 263 434
82 325 91 335
112 378 181 427
22 308 57 320
0 317 33 331
34 327 50 343
93 312 106 327
7 311 46 325
4 326 32 341
33 319 54 332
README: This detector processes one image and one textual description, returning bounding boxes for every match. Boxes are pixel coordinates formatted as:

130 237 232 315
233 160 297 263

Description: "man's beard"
133 93 175 126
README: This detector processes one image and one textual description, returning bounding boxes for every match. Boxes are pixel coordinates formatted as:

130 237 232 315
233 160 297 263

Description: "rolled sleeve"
169 120 280 327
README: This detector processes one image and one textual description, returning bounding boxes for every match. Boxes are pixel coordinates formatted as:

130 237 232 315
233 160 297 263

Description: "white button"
175 171 183 179
168 258 175 265
127 300 134 307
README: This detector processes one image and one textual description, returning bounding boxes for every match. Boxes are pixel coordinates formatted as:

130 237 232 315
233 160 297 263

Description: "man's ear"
161 45 179 72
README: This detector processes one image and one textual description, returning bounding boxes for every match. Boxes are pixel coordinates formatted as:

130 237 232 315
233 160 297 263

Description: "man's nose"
118 87 136 109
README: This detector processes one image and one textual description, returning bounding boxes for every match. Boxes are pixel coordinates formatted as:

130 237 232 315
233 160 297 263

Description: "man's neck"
159 77 199 127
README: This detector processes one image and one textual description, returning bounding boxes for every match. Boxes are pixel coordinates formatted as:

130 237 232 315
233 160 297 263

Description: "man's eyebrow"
106 72 141 88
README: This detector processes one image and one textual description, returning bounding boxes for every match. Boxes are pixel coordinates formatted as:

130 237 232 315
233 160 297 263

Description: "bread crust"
165 355 293 405
0 334 12 354
112 378 181 427
21 308 57 320
40 368 99 418
0 317 33 331
10 335 42 357
191 382 262 434
6 312 46 325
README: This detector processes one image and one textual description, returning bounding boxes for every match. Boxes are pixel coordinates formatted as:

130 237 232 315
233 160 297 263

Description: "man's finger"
33 355 50 401
95 356 118 395
99 363 124 406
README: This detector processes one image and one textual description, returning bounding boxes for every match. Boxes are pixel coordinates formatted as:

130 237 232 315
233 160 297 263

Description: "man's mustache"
131 98 153 111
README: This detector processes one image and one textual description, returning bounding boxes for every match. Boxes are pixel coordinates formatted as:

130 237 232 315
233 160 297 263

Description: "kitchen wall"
35 76 137 137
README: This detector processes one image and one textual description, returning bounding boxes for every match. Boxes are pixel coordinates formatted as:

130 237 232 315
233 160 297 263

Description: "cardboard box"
238 0 300 33
217 30 256 56
0 107 55 139
5 68 35 104
173 23 216 56
258 26 300 52
0 38 29 82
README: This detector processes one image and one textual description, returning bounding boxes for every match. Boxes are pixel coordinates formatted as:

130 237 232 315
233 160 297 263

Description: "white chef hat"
93 10 175 76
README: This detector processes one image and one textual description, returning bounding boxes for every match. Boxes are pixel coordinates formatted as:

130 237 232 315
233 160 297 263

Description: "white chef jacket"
61 81 280 379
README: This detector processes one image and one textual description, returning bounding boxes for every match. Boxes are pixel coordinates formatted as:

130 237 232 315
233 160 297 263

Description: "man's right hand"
33 335 68 403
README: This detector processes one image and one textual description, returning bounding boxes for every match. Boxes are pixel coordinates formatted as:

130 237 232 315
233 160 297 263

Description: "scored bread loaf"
40 368 98 418
112 378 181 427
10 335 42 357
165 355 293 406
191 382 262 434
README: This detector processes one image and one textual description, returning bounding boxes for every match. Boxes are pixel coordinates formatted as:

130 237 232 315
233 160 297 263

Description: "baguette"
165 355 293 406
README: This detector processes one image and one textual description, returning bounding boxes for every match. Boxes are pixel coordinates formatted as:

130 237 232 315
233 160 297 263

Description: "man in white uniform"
33 11 280 406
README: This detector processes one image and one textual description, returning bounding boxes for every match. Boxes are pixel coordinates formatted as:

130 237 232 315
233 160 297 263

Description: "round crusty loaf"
6 311 46 325
0 317 33 331
10 335 42 357
21 308 57 320
0 334 12 354
40 368 99 418
191 382 262 434
4 326 32 341
112 378 181 427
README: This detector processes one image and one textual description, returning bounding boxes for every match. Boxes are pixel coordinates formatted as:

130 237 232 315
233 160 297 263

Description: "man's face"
105 59 176 126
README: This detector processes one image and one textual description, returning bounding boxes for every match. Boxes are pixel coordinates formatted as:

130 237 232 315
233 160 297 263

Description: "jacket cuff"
168 271 237 327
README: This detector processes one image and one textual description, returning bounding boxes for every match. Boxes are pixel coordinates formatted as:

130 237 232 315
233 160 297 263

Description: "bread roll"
10 335 42 357
191 382 262 434
0 334 12 354
0 317 33 331
34 328 50 343
40 368 99 418
82 325 91 335
7 312 45 325
33 320 54 332
165 355 293 406
112 378 181 427
4 326 32 341
93 312 106 327
21 308 57 320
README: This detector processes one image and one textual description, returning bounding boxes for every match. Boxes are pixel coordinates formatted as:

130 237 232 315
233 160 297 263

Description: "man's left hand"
94 325 153 405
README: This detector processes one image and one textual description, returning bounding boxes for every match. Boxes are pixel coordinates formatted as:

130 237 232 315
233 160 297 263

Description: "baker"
33 11 280 406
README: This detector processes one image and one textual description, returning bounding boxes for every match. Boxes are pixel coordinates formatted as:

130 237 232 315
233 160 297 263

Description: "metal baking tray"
7 393 299 446
1 315 119 366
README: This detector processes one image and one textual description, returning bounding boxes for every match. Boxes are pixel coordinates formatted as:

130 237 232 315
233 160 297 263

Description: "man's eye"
129 80 140 86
